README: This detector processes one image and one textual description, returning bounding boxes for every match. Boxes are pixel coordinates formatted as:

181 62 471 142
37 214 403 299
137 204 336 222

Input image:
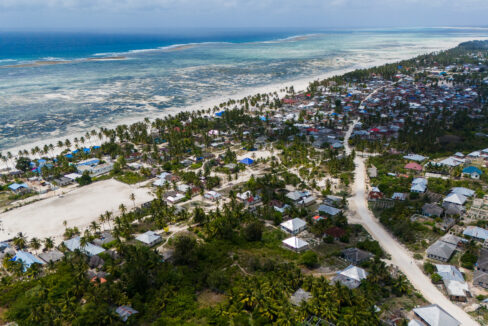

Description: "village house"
411 178 428 193
435 265 470 302
368 186 384 200
318 204 341 217
463 226 488 242
38 250 64 264
12 251 45 272
333 265 367 289
341 248 373 265
135 231 162 246
282 236 309 252
64 236 105 257
411 304 460 326
280 218 307 235
422 203 443 217
462 166 483 179
426 239 457 262
204 190 222 201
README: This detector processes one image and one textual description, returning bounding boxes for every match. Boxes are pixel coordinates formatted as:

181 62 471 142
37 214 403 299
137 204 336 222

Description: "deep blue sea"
0 28 487 150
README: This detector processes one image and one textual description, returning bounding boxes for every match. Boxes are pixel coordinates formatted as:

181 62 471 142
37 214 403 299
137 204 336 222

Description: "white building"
282 237 309 252
135 231 162 246
280 218 307 235
333 265 367 289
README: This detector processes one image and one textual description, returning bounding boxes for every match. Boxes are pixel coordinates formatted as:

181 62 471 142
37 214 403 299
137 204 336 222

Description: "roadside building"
54 177 73 187
411 304 460 326
426 240 456 262
342 248 373 265
8 182 29 194
318 204 341 216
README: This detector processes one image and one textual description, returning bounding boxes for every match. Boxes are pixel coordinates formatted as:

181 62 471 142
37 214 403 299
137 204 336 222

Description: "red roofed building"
283 98 297 105
370 128 380 133
405 162 423 172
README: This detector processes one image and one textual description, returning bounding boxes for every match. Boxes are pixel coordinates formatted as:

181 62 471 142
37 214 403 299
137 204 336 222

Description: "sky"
0 0 487 31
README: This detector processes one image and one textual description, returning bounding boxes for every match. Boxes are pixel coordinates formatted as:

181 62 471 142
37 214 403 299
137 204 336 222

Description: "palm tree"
44 237 54 251
79 235 89 249
29 237 41 252
98 214 106 231
90 221 100 234
13 232 27 249
130 193 136 208
119 203 127 216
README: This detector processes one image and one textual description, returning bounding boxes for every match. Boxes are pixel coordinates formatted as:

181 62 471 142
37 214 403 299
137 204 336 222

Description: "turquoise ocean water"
0 28 487 150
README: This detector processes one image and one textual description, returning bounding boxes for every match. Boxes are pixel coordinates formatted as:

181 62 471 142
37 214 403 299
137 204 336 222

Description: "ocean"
0 27 487 151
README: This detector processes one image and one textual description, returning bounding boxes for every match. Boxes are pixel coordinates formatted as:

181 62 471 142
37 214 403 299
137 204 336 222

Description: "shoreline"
0 36 486 167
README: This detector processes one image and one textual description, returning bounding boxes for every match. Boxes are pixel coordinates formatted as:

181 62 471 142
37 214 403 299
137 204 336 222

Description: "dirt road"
344 122 478 326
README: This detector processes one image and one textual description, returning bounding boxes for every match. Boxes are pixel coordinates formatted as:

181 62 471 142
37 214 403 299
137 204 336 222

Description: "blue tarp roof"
8 183 28 191
463 166 483 175
65 154 73 159
92 145 101 149
260 116 267 121
83 148 91 153
240 158 254 165
12 251 45 271
215 111 225 117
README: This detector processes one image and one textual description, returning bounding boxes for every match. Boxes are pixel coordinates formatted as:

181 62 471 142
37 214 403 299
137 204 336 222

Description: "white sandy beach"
0 179 153 243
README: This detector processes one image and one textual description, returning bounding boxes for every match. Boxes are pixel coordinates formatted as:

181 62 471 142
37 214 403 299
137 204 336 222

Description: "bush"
431 273 442 283
423 262 435 275
300 251 318 268
323 235 334 244
357 239 384 257
76 172 92 186
413 253 423 260
243 221 264 242
461 251 478 270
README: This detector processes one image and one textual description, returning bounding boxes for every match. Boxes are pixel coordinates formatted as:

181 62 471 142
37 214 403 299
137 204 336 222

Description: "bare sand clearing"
0 179 153 243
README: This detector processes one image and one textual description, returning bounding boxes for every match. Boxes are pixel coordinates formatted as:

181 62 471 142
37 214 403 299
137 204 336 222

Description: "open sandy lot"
0 179 153 243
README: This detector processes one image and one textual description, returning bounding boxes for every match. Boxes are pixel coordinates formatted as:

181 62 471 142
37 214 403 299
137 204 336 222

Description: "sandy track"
344 122 478 325
0 179 153 243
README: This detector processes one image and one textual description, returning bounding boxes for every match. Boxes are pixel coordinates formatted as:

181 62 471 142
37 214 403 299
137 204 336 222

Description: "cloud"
0 0 486 29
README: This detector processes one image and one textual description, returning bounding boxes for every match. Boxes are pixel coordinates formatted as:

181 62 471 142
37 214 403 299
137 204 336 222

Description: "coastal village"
0 41 488 325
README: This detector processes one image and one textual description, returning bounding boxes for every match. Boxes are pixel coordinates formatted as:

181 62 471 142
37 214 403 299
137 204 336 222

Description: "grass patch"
115 171 147 184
